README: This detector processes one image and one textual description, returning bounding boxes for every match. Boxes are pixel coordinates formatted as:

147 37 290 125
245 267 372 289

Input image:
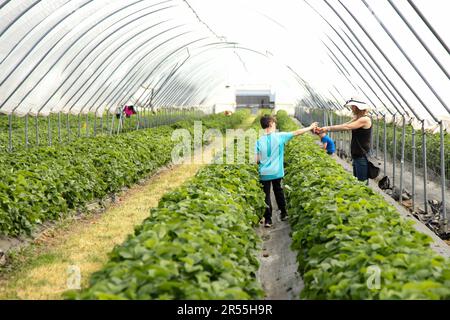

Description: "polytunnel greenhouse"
0 0 449 307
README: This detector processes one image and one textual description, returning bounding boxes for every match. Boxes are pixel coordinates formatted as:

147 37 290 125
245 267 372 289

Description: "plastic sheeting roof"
0 0 449 126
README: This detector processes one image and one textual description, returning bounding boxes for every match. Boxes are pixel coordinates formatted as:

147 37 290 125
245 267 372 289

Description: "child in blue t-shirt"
256 115 318 227
315 130 336 155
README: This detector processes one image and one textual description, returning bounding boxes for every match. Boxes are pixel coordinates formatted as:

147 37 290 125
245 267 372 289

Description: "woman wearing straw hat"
318 98 372 183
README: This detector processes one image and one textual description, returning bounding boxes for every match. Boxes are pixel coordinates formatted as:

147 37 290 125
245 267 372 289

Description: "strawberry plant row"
0 110 249 236
69 140 265 299
277 113 450 299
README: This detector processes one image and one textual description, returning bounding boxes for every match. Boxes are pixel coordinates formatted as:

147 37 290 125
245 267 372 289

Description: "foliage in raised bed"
0 110 248 236
68 117 265 300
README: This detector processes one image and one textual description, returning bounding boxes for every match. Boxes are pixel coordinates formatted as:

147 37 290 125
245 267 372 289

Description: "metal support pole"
383 115 387 175
35 115 39 146
376 115 380 158
117 111 122 135
348 129 351 158
399 115 406 204
334 114 338 152
335 0 438 123
341 117 345 154
94 114 97 137
333 114 340 151
407 0 450 55
67 113 70 142
439 121 447 232
393 115 397 189
330 112 334 140
151 108 154 127
362 0 450 116
336 116 342 154
58 112 61 143
78 114 81 137
110 112 115 135
8 114 12 152
340 115 343 154
149 108 152 127
388 0 449 79
422 121 428 214
142 108 146 128
370 114 374 155
106 112 110 133
412 127 416 211
48 115 52 146
136 108 140 130
86 113 89 137
157 108 161 127
342 115 345 154
25 114 29 148
155 109 162 127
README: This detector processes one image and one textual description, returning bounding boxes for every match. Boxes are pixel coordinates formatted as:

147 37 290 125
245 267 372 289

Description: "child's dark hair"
260 115 275 129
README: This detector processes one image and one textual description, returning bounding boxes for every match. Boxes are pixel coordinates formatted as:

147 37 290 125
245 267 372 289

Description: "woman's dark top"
351 118 372 158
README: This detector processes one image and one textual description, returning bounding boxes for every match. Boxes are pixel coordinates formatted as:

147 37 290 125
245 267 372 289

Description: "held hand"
309 122 318 130
317 126 327 133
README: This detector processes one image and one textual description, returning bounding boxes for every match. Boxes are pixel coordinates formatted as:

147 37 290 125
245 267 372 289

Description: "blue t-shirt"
321 135 336 154
256 132 294 181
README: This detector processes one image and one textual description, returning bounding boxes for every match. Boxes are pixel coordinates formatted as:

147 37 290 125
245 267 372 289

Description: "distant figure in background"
314 128 336 155
115 107 122 119
124 105 136 118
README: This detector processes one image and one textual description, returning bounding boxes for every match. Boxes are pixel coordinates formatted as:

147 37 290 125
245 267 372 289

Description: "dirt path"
0 116 256 300
256 188 303 300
